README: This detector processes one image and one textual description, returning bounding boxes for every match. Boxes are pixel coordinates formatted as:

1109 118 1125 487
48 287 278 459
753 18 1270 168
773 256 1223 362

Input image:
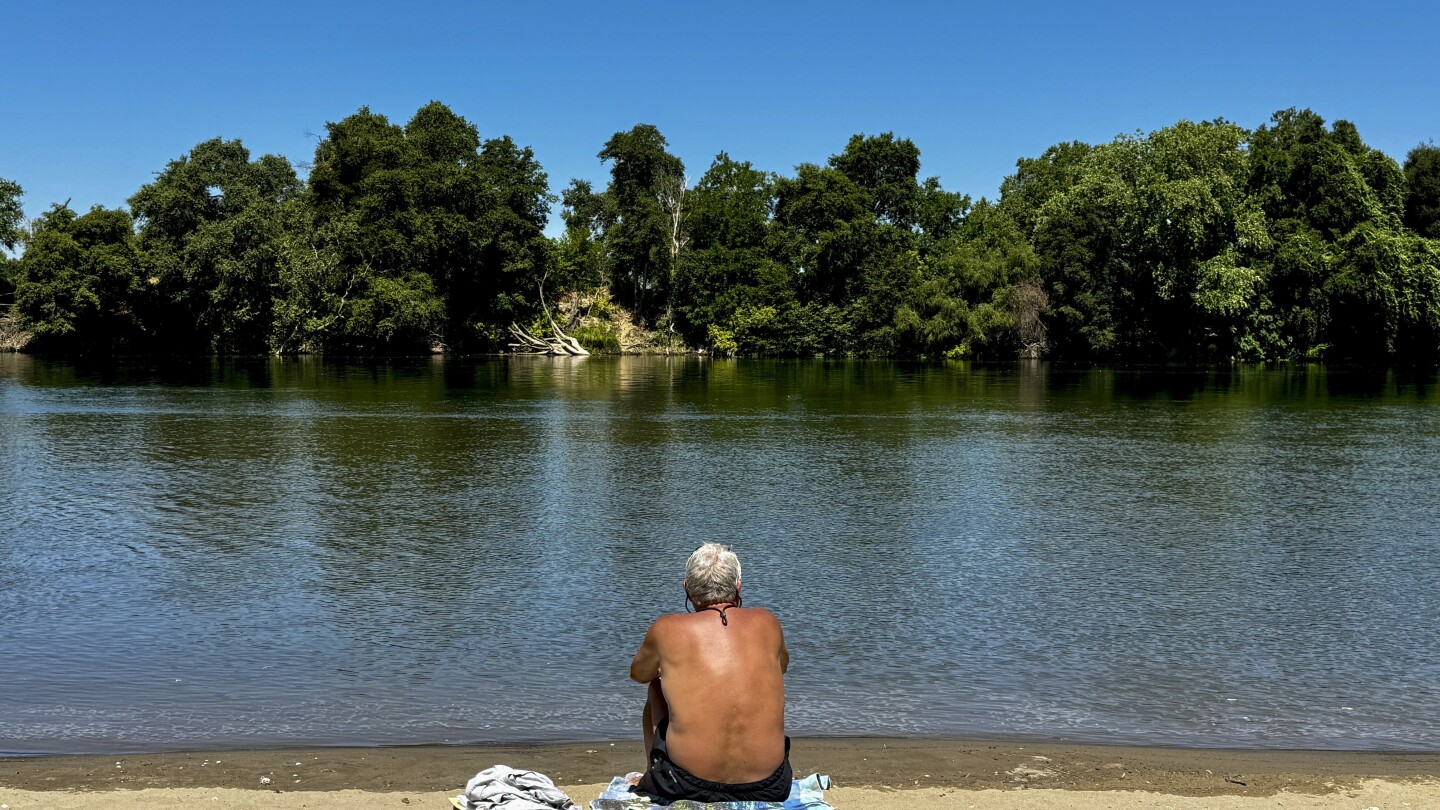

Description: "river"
1 355 1437 754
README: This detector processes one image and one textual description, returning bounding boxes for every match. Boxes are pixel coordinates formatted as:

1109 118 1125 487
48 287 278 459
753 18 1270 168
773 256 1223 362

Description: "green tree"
307 107 436 352
1404 143 1440 238
130 138 301 353
998 141 1093 236
0 177 23 253
553 178 615 298
772 163 871 308
828 132 923 228
1243 109 1418 360
767 134 971 356
1135 119 1257 357
13 204 147 352
469 132 554 333
1323 224 1440 359
1027 174 1127 355
1024 120 1258 358
1248 109 1399 239
898 201 1040 357
827 132 969 241
268 201 370 354
672 152 787 346
769 163 873 354
595 124 684 323
308 102 552 352
1247 219 1331 358
0 177 23 305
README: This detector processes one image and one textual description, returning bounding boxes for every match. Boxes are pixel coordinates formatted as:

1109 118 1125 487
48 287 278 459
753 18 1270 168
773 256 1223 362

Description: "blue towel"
590 772 833 810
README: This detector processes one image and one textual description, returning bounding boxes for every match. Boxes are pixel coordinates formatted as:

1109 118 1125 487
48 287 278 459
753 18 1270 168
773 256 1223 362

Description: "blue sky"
4 1 1438 236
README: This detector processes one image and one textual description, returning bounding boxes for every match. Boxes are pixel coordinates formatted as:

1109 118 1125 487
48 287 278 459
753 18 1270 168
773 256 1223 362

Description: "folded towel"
454 764 581 810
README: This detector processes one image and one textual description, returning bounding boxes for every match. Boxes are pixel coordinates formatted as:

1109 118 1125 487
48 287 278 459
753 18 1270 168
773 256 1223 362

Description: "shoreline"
4 737 1439 797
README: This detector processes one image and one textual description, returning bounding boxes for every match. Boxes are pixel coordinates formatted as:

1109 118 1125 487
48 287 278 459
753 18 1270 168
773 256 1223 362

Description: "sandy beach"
4 738 1439 809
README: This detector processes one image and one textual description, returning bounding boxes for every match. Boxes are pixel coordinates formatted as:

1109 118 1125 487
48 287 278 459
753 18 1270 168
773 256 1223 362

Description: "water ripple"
1 356 1438 753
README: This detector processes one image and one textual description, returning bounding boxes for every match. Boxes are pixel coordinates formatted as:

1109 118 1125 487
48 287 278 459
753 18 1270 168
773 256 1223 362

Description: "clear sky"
4 0 1438 236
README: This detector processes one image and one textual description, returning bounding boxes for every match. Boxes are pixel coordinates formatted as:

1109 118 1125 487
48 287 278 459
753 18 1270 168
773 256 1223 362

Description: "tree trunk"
508 321 590 356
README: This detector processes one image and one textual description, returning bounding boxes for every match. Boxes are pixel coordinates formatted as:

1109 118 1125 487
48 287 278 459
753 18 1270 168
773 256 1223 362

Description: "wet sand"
3 738 1439 808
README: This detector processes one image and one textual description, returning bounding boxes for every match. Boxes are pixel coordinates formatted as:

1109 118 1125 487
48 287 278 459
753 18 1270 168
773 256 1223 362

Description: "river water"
1 355 1438 755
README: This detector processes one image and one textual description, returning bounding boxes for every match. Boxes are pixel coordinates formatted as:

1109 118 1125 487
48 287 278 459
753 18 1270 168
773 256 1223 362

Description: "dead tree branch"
509 270 590 356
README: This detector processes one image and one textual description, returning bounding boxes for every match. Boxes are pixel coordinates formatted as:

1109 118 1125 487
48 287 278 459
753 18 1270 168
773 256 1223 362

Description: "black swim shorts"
637 718 793 803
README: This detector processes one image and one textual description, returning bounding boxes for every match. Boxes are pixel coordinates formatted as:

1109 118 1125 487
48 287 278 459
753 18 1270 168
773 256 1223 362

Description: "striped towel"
590 772 833 810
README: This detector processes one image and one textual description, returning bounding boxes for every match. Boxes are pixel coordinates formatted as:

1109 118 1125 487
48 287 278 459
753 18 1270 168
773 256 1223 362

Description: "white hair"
685 542 742 607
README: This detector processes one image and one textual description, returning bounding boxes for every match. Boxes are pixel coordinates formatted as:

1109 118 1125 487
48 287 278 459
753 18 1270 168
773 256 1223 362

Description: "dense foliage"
3 104 1438 361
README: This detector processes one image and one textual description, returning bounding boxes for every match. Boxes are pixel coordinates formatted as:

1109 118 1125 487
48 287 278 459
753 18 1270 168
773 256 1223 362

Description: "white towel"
455 764 580 810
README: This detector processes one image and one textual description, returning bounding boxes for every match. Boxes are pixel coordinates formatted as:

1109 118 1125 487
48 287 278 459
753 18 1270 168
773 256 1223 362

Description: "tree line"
3 102 1439 361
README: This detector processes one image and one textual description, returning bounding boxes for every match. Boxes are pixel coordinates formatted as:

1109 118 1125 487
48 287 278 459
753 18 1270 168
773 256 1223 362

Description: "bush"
571 323 621 353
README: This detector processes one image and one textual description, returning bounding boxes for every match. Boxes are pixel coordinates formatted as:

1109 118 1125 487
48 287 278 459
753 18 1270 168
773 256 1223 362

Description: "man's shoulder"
647 612 693 632
740 606 783 627
653 607 782 625
651 608 780 625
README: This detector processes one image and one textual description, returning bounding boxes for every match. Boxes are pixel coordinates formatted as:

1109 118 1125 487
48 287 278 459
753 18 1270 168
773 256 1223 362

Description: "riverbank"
3 738 1439 808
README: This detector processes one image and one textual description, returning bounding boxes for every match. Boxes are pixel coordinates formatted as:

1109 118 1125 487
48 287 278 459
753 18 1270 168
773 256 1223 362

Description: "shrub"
571 323 621 353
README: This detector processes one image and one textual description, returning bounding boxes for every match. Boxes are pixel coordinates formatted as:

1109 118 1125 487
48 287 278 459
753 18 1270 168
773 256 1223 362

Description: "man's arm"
630 622 662 683
778 624 789 674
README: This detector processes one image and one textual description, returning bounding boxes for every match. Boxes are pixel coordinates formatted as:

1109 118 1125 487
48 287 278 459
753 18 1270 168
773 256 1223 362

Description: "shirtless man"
629 543 791 803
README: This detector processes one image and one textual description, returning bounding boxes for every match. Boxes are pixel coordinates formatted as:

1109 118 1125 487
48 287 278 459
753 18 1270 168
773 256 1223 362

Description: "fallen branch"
508 321 589 356
508 270 590 356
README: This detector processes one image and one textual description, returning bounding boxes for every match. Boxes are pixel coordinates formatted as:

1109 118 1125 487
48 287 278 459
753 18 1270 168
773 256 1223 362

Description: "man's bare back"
631 606 788 783
629 543 790 802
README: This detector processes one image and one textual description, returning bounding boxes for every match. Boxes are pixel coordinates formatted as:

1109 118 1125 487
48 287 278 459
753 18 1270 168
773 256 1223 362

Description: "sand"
3 738 1438 809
